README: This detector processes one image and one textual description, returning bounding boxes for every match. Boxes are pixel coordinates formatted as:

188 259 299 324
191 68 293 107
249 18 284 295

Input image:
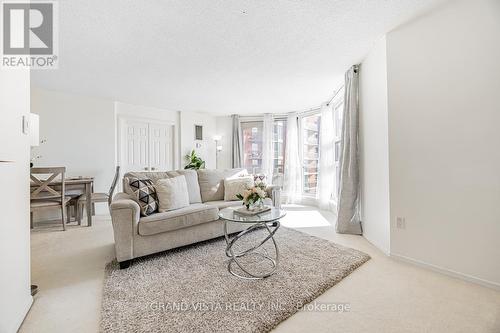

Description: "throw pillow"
126 177 159 216
155 176 190 212
224 176 254 201
197 168 248 202
165 170 202 204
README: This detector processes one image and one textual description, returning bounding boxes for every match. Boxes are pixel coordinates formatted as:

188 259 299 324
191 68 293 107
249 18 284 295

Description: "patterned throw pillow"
127 178 158 216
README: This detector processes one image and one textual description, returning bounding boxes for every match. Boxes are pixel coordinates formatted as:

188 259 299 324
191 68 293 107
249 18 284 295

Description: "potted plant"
184 150 206 170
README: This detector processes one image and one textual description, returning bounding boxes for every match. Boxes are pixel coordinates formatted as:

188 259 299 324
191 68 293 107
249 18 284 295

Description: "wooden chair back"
30 167 66 201
107 166 121 206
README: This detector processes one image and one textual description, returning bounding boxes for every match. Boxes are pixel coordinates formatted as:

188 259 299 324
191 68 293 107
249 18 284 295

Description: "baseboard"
390 253 500 291
3 295 33 333
362 235 390 256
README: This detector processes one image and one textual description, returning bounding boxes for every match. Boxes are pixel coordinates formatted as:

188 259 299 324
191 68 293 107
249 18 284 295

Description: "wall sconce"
213 135 222 169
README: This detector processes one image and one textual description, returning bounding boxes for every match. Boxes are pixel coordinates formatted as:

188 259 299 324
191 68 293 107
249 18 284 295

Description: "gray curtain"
231 114 242 168
336 65 362 235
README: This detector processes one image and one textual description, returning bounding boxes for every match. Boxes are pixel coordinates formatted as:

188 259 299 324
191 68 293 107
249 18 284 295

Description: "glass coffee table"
218 207 286 280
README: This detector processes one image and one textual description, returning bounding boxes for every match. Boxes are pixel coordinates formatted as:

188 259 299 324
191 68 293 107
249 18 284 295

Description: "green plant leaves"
184 150 206 170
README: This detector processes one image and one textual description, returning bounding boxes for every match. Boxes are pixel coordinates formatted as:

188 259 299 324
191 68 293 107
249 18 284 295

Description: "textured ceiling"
31 0 445 114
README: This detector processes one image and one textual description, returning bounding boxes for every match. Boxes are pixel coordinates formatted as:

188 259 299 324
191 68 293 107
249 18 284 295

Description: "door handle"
144 167 148 171
151 167 156 171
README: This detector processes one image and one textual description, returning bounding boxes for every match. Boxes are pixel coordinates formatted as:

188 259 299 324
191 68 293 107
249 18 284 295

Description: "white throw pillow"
155 176 190 212
224 176 254 201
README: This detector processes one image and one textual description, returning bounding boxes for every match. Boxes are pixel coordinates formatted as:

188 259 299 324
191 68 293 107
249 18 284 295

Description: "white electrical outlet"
396 217 406 229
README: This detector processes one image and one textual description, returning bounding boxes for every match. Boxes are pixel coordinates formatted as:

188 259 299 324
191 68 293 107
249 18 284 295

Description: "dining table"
30 177 95 226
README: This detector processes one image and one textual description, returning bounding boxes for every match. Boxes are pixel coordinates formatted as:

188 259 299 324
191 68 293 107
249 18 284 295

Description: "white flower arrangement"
236 181 267 210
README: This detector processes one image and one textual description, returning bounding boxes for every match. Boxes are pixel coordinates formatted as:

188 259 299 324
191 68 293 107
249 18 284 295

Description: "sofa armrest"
110 193 141 262
112 192 134 203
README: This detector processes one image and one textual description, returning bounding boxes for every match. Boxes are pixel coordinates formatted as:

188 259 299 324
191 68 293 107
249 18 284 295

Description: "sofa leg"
119 260 132 269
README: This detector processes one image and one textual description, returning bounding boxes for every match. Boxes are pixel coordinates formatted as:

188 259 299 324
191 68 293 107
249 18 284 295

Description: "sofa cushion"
197 168 247 202
204 200 243 210
166 170 202 204
138 203 219 236
155 176 190 212
123 172 170 188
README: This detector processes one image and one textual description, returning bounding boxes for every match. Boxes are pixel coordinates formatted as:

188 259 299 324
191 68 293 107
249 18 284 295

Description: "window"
301 113 321 196
239 86 343 198
241 119 287 185
241 121 263 175
272 120 286 186
332 93 344 191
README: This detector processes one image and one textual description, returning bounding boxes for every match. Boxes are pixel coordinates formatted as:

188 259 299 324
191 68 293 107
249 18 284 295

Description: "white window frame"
272 119 286 182
240 120 263 175
298 110 321 198
331 87 344 200
240 116 287 184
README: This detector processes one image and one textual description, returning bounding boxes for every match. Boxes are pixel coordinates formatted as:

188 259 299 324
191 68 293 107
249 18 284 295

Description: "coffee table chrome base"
223 220 280 280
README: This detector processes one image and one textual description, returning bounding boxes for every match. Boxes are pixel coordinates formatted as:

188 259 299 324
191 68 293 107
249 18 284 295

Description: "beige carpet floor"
100 227 370 332
22 205 500 333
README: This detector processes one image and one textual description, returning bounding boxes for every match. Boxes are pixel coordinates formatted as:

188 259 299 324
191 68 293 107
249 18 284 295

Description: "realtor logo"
1 1 58 68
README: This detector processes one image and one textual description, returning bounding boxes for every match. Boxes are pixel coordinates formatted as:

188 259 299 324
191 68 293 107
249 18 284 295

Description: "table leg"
224 220 280 280
85 183 92 227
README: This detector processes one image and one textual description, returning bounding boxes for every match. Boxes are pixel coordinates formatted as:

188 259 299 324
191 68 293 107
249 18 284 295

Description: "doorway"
118 117 176 174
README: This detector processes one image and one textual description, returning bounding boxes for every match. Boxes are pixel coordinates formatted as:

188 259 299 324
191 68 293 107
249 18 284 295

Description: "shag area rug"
101 227 370 333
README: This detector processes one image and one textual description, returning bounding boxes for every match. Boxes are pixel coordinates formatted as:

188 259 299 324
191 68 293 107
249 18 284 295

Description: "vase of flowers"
236 182 267 210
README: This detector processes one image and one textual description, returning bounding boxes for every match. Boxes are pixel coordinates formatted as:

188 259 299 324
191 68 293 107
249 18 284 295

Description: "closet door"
149 123 175 171
123 120 149 173
120 118 175 173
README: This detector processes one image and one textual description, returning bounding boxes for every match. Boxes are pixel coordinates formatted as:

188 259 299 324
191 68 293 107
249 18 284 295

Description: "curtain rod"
237 84 344 119
288 84 344 115
326 85 344 106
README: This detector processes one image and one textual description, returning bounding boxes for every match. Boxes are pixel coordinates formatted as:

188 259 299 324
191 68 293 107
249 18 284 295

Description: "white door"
149 123 174 171
121 118 175 173
124 120 149 173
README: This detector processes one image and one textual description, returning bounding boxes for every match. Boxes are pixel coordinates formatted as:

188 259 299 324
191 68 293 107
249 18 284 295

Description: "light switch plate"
22 115 29 135
396 217 406 229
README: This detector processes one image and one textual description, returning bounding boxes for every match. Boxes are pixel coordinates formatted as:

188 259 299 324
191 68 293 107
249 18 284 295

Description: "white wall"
179 111 217 169
30 88 116 216
115 103 218 170
215 116 233 169
0 70 32 332
359 36 391 255
386 0 500 287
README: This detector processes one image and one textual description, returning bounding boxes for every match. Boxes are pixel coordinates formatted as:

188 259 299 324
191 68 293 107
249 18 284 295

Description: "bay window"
333 96 344 191
272 120 286 186
241 119 287 186
241 121 263 175
301 113 321 196
238 86 343 201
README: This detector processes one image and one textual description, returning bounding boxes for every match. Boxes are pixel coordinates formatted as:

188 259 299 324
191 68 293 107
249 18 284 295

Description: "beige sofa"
110 168 276 268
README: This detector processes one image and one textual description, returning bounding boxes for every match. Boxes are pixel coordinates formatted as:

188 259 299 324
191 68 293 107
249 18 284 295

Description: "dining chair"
76 166 120 224
30 167 71 231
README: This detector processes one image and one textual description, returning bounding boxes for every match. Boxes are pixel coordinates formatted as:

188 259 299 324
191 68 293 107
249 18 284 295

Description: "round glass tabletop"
218 206 286 223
